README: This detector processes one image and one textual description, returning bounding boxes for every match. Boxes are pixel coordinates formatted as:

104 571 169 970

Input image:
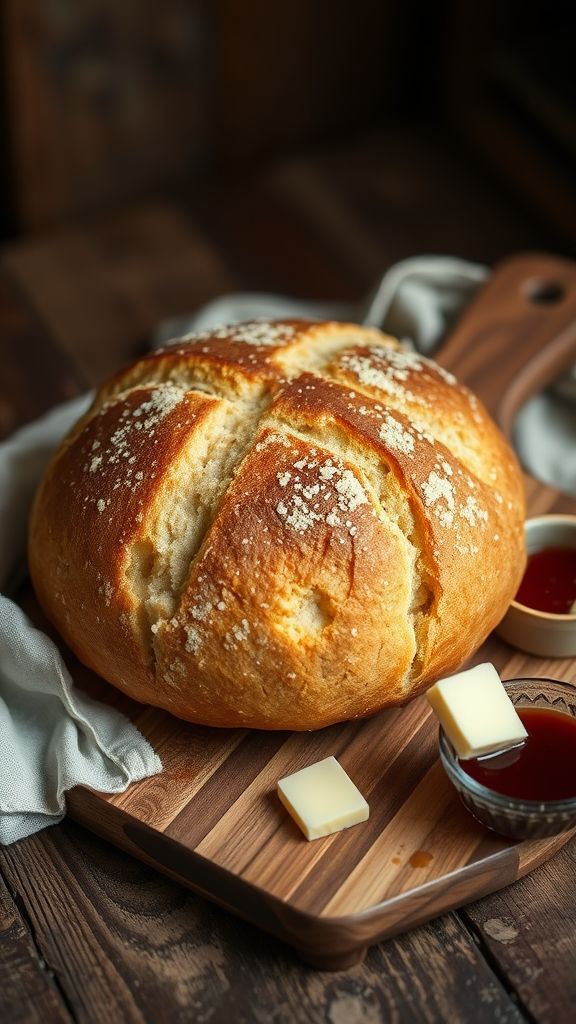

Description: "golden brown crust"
29 320 526 729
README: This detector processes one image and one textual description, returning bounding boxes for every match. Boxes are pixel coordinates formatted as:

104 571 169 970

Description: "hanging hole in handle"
523 279 565 304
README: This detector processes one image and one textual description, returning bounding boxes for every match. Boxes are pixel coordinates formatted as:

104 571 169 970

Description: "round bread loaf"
29 319 526 730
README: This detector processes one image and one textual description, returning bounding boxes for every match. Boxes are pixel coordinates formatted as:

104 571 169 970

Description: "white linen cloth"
2 254 573 845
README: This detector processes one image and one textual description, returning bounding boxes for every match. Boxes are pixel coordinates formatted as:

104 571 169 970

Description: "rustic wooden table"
1 130 575 1023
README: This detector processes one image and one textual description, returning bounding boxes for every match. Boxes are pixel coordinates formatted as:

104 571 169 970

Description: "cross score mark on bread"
29 320 526 729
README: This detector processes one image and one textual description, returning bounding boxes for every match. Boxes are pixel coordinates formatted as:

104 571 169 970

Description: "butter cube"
426 662 528 759
277 756 369 840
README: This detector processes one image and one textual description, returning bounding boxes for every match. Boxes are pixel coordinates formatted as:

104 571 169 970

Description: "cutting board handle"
437 252 576 437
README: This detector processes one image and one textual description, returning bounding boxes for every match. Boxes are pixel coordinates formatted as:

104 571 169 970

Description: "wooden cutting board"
58 253 576 970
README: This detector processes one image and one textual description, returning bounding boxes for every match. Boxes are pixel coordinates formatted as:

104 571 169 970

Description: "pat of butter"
277 756 369 840
426 663 528 759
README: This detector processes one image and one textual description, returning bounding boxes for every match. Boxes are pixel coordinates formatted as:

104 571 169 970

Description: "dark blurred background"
1 0 575 256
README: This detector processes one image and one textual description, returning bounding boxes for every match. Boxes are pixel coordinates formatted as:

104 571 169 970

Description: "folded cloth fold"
0 597 162 843
3 254 573 846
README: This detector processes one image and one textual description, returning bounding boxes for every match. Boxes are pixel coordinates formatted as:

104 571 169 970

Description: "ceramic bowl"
496 514 576 657
439 677 576 840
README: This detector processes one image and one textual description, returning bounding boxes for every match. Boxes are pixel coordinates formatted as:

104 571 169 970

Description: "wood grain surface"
57 252 576 969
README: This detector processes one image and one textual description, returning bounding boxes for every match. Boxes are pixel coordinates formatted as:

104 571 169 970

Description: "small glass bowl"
496 515 576 657
439 677 576 840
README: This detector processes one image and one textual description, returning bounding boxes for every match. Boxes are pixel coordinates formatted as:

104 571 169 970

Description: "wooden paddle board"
56 253 576 969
